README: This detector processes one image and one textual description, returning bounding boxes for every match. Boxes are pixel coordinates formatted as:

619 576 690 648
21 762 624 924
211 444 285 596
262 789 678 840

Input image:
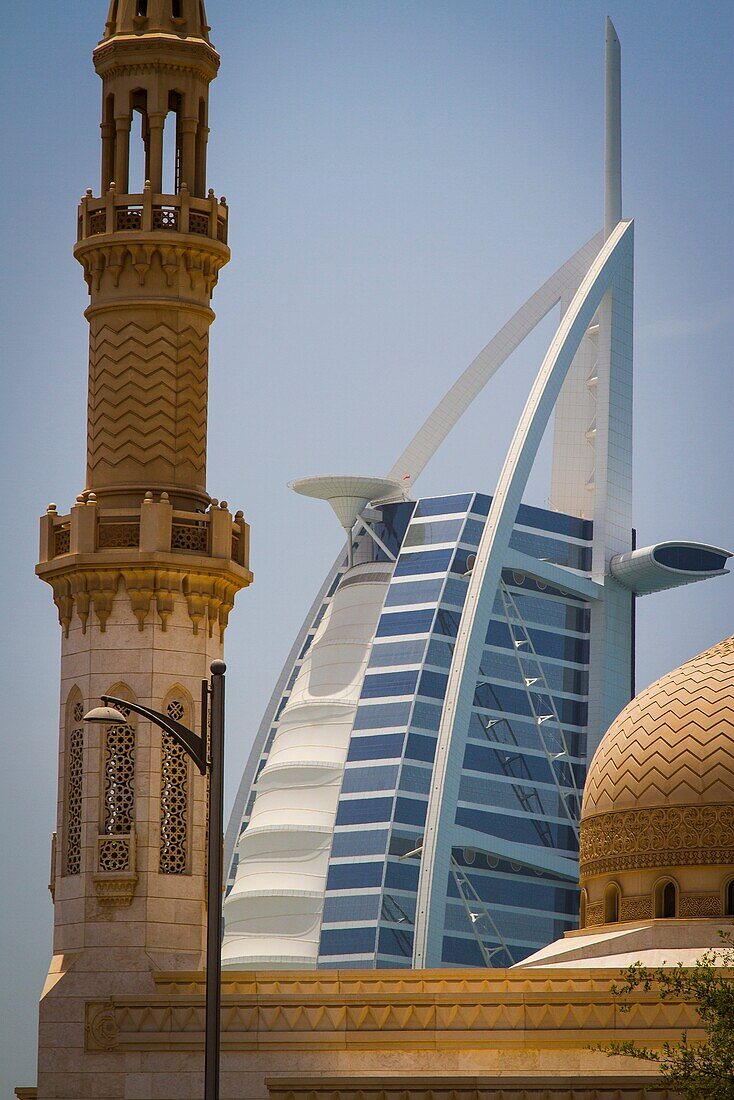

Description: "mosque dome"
578 635 734 927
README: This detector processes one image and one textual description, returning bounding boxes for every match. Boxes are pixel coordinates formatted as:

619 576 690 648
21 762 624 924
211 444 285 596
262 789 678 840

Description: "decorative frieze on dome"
580 803 734 878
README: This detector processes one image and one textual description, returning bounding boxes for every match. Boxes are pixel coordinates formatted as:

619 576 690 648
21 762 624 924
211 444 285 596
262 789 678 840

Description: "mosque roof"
582 635 734 819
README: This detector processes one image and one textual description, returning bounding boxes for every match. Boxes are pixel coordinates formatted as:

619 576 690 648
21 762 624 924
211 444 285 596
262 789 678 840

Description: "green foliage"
601 931 734 1099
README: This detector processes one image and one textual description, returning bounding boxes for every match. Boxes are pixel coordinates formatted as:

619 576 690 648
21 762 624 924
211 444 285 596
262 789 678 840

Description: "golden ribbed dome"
578 636 734 913
583 635 734 819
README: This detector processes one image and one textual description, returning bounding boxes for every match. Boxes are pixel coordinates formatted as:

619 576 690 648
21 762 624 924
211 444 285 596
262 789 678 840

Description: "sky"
1 0 733 1091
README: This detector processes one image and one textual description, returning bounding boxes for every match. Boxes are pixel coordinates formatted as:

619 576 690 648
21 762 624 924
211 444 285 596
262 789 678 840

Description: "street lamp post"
84 659 227 1100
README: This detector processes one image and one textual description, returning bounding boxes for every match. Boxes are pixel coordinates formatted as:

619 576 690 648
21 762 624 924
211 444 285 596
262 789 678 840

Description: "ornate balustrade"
37 493 251 637
40 494 248 568
77 183 228 244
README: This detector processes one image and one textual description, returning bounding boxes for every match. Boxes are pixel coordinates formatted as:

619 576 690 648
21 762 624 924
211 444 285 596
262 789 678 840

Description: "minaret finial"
604 16 622 238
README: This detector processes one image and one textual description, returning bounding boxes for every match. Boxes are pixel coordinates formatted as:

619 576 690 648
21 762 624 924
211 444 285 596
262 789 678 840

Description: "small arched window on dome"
604 882 620 924
579 888 587 929
655 878 678 918
725 879 734 917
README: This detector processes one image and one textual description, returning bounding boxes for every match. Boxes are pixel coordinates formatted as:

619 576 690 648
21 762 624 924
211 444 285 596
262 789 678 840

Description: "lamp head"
83 705 127 725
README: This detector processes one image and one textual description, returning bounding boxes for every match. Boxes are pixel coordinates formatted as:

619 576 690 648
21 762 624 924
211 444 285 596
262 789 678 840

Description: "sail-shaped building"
222 20 730 971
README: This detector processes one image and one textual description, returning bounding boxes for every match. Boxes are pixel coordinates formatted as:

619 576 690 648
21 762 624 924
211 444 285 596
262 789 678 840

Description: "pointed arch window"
604 882 620 924
654 878 678 919
159 694 191 873
64 691 85 875
101 695 135 865
725 879 734 917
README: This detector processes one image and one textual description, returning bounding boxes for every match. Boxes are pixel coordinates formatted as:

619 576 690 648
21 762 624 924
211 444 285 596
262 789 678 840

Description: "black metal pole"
204 660 226 1100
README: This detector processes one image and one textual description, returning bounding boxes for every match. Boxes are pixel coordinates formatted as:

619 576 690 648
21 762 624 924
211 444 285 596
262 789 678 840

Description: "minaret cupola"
103 0 211 44
95 0 217 197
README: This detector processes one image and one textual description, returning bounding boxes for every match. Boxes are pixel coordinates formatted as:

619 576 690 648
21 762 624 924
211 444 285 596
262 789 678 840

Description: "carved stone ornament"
620 894 653 922
47 565 238 638
584 901 604 927
580 803 734 879
76 238 227 296
92 872 138 907
679 892 723 919
85 1002 119 1052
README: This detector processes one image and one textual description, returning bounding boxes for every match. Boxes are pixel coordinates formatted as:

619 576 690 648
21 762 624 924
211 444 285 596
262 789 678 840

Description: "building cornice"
93 36 219 82
83 966 703 1057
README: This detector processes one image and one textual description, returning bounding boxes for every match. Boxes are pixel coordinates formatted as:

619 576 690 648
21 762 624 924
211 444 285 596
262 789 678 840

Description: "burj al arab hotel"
222 21 730 970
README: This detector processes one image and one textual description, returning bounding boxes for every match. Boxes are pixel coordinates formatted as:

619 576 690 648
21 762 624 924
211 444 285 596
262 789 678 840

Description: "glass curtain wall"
318 493 592 968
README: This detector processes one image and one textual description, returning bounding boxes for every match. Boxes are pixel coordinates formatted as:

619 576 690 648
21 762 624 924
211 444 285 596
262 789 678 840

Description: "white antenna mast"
604 16 622 238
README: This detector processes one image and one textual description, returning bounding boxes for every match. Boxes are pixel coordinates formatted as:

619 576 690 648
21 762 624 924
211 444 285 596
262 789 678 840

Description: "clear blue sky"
1 1 732 1090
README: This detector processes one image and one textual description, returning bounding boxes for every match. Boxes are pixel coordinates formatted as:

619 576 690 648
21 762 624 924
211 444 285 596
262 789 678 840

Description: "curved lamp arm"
101 694 208 775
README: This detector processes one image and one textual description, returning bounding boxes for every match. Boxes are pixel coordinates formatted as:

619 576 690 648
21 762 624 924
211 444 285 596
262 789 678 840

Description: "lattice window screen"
64 698 85 875
102 702 135 852
159 698 189 874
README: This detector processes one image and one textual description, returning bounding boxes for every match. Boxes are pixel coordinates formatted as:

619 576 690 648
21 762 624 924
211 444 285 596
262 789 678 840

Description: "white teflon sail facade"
222 547 395 967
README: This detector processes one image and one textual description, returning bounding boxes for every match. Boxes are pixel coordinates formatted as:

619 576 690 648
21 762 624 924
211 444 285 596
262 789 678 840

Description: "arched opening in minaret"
159 687 194 875
194 97 207 196
136 0 148 17
100 689 136 855
172 0 183 18
102 93 116 191
129 88 149 193
162 91 183 193
63 689 85 877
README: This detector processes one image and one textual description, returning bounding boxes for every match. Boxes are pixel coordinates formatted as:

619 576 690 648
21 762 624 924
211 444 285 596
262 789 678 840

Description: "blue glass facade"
321 492 592 967
229 491 595 968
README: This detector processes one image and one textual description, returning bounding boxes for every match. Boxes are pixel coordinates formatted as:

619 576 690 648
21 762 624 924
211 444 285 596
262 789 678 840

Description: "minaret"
34 3 251 1095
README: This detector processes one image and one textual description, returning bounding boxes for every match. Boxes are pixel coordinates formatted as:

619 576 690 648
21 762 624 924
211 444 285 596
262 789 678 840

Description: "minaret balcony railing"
77 184 228 245
39 496 249 570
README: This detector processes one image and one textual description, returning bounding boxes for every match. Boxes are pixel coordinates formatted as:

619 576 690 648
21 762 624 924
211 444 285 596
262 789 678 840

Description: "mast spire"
604 16 622 238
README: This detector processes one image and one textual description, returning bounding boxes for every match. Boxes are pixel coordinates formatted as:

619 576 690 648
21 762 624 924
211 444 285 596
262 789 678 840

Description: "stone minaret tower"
34 3 251 1094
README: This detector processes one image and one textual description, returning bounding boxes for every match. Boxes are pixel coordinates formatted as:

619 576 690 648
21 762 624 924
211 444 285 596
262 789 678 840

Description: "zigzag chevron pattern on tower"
87 318 209 485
